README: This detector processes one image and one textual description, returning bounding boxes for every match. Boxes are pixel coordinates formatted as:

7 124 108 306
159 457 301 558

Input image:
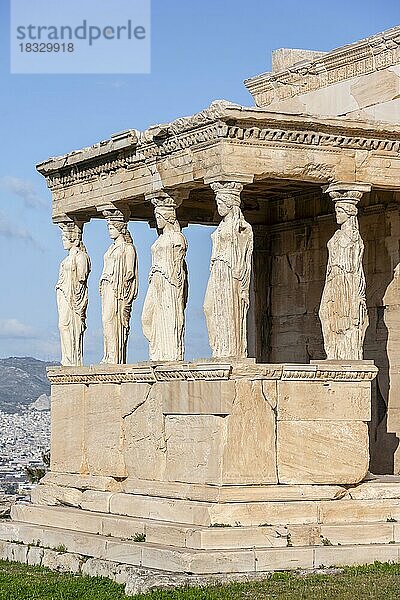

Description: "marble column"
56 218 91 366
142 191 188 361
319 182 371 360
203 181 253 358
100 208 138 364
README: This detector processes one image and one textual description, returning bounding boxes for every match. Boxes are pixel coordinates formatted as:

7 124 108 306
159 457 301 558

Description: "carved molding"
245 26 400 105
47 363 232 384
48 370 155 385
47 362 377 384
281 368 377 381
154 365 231 381
41 120 400 193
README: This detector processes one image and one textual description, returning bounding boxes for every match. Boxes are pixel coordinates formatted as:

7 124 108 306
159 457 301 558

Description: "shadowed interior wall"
252 191 400 474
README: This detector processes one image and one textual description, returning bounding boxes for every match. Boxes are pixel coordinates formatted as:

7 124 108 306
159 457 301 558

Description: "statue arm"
357 241 366 299
347 239 367 326
122 245 138 302
132 246 139 300
76 251 90 283
73 252 90 314
232 222 253 305
170 234 187 288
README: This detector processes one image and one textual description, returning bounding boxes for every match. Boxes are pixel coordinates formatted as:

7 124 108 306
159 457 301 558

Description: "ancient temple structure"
2 26 400 589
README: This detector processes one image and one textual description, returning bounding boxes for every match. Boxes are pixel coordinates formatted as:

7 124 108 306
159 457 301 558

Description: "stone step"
108 493 400 527
42 473 349 502
31 482 400 526
11 504 400 551
11 504 288 550
1 520 400 574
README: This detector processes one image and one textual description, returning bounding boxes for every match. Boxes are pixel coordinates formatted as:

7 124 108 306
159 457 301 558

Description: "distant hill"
0 357 58 413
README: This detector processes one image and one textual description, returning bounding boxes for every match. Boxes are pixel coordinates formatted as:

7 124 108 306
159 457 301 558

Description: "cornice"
38 107 400 193
244 26 400 106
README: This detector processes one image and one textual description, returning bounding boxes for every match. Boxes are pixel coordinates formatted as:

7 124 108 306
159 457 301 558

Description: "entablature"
37 101 400 225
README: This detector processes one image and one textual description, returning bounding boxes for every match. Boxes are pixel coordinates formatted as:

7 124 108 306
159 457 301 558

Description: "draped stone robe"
204 214 253 358
142 229 187 361
100 239 138 364
56 245 90 366
319 224 368 360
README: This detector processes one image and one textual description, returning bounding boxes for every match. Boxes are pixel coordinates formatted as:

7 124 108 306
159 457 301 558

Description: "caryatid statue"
100 209 138 364
142 193 188 361
56 220 91 366
319 183 371 360
204 181 253 358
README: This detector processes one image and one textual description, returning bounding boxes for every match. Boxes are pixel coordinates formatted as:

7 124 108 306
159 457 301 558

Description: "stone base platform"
47 360 377 487
3 359 389 594
3 479 400 585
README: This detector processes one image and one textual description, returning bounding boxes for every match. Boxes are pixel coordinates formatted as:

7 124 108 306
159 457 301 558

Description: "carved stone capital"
210 181 243 207
146 190 188 210
324 182 372 206
54 215 86 239
102 207 130 223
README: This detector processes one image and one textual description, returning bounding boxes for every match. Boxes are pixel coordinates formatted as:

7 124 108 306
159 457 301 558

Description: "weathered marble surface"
5 509 400 588
204 182 253 358
56 222 90 366
277 421 369 485
47 360 376 487
100 210 138 364
319 185 369 360
36 26 400 477
142 195 187 361
245 27 400 124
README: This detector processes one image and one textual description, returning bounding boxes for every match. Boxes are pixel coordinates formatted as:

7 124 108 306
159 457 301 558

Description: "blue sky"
0 0 399 363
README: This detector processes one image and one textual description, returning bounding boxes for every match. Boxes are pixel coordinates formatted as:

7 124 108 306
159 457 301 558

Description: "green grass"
2 560 400 599
0 560 127 600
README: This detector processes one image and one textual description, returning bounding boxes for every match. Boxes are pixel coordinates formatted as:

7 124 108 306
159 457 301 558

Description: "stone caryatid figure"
100 209 138 364
56 220 91 366
142 193 188 361
319 183 371 360
204 181 253 358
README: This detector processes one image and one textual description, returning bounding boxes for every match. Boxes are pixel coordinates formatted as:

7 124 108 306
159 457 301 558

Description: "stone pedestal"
6 359 400 589
47 360 374 488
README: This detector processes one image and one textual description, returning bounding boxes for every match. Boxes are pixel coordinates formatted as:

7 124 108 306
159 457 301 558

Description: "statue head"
150 194 181 233
216 197 231 217
334 200 358 226
103 209 133 244
59 223 82 251
107 220 126 240
211 182 243 219
155 206 177 230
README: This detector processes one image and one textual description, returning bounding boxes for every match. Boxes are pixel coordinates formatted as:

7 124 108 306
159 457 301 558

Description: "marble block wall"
47 361 375 493
245 28 400 125
264 67 400 124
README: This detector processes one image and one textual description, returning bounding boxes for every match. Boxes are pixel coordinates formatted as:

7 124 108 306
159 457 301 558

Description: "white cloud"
0 319 36 339
0 211 41 248
1 176 45 209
